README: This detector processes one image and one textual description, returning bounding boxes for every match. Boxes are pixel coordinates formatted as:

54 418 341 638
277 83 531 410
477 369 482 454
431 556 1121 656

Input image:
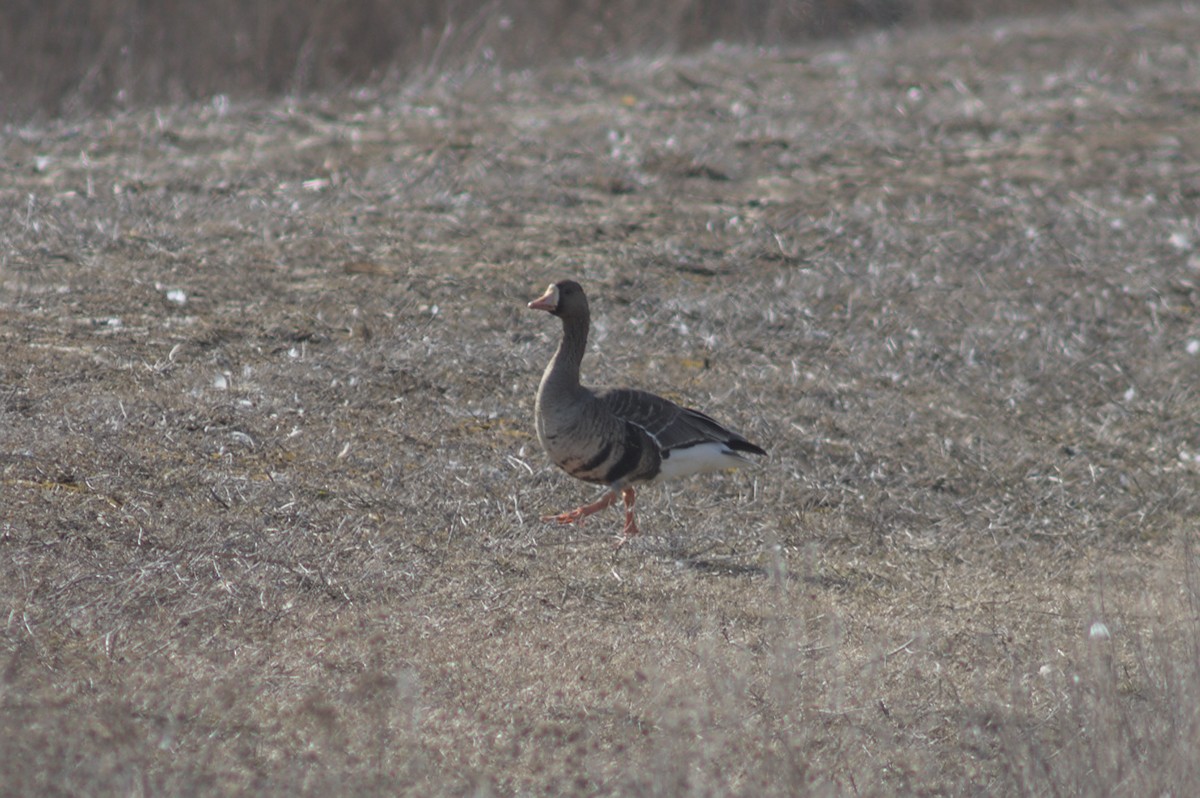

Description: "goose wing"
596 388 766 457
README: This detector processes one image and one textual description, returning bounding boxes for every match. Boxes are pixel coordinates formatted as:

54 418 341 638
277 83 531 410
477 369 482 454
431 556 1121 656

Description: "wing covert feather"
595 388 759 454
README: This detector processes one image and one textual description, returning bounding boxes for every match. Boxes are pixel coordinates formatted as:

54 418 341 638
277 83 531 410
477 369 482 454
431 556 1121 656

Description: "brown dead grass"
2 0 1127 121
3 2 1200 796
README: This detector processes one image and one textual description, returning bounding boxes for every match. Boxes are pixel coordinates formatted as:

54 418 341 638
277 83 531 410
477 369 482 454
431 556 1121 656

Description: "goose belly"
538 414 659 487
538 422 611 484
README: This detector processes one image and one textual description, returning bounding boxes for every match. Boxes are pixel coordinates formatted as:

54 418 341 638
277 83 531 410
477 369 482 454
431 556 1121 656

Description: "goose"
528 279 766 546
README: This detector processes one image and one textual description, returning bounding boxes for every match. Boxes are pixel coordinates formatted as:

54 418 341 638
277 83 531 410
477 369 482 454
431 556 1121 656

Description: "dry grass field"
3 2 1200 795
1 0 1093 120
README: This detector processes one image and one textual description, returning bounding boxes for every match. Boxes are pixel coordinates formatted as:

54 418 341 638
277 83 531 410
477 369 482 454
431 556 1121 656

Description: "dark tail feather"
728 438 767 457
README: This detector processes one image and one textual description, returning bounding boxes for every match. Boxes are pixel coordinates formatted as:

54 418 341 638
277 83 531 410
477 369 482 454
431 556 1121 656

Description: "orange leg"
543 489 620 526
613 486 640 550
544 486 642 547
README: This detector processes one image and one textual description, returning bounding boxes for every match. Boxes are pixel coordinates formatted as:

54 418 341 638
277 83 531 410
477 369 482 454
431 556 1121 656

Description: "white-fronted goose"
528 280 766 546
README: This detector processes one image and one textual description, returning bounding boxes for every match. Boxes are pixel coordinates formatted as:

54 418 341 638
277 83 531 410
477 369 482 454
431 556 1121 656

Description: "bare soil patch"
2 3 1199 795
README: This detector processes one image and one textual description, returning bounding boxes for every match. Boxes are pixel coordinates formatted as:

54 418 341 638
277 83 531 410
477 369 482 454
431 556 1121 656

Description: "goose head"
528 280 587 318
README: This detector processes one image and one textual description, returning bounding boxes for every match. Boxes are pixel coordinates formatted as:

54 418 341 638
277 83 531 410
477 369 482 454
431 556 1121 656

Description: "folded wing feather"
596 388 766 458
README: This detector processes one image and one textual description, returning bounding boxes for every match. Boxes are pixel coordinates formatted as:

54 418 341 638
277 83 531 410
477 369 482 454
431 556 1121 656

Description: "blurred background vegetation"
1 0 1122 121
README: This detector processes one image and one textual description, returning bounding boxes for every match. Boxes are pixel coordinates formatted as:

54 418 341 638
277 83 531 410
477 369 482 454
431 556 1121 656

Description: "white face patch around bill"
529 283 560 312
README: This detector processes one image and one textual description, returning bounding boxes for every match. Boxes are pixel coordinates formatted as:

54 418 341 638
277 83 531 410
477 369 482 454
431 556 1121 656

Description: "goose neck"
546 311 589 390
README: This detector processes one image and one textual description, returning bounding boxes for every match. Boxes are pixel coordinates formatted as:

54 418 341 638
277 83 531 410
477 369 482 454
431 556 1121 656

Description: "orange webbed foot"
612 487 641 551
543 490 620 527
